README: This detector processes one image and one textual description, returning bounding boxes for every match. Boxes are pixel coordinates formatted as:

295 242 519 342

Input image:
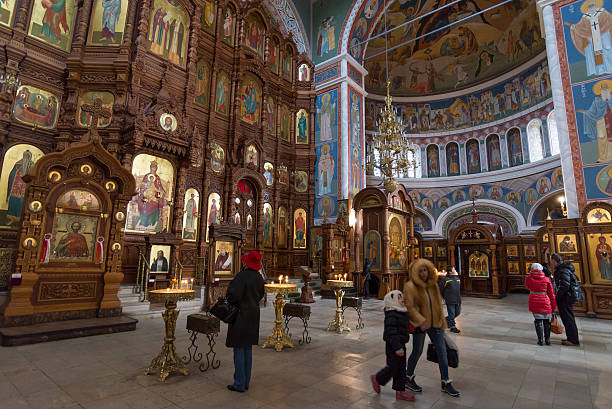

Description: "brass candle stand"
145 289 196 381
326 280 353 334
262 283 297 352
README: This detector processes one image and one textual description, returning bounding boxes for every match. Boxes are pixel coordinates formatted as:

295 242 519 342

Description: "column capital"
314 53 368 94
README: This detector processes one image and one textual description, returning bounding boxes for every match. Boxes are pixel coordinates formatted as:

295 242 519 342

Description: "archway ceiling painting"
359 0 544 96
265 0 310 55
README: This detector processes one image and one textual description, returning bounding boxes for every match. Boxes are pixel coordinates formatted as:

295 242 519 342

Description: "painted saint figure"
241 80 259 122
317 144 335 195
208 198 218 225
184 193 197 230
40 0 69 45
560 236 577 252
5 150 34 226
350 94 361 145
579 79 612 162
596 236 612 280
263 206 271 244
215 75 228 114
54 221 89 258
100 0 122 43
317 93 335 142
568 1 612 77
150 250 168 272
297 111 308 143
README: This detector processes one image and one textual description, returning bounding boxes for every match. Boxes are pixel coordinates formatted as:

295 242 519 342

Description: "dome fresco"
362 0 544 96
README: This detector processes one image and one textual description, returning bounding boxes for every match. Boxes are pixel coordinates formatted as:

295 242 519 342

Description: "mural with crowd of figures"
365 60 551 133
314 87 339 225
561 0 612 202
360 0 544 96
401 167 564 230
147 0 189 67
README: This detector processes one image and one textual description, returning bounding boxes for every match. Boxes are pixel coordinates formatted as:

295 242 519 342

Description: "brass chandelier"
366 7 418 193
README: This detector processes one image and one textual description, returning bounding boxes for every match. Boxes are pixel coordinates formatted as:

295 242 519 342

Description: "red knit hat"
241 250 262 271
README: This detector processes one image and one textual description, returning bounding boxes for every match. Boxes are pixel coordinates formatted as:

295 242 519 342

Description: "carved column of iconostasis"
312 54 367 269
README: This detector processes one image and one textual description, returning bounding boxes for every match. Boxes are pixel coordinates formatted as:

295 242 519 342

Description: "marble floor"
0 294 610 409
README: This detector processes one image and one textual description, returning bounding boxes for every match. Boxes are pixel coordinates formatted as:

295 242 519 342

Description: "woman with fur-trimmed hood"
403 259 460 398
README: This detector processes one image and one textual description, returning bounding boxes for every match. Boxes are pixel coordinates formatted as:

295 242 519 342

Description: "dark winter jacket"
542 263 557 293
442 275 461 304
526 272 557 314
553 262 575 301
383 309 409 351
226 268 265 348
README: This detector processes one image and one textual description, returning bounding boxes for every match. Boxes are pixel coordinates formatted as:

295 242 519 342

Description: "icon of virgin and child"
129 160 171 232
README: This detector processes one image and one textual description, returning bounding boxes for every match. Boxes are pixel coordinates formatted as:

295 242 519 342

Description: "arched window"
547 110 560 156
445 142 460 176
403 145 421 178
466 139 481 174
527 119 544 162
426 144 440 177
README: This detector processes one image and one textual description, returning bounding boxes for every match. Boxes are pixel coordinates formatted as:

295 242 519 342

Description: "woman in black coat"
226 251 265 392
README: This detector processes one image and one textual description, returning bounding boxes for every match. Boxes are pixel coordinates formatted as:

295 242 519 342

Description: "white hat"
384 290 407 312
530 263 544 272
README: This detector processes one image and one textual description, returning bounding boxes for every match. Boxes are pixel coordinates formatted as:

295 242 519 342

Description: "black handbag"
210 297 239 324
426 340 459 368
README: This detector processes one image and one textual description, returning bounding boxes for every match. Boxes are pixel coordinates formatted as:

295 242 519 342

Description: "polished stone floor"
1 294 610 409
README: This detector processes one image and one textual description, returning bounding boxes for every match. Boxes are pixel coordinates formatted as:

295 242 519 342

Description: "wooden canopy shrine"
353 186 415 298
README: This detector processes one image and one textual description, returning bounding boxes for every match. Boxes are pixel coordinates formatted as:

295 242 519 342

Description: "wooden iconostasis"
0 1 317 290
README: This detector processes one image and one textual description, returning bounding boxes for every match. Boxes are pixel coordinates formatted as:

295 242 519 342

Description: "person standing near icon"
226 251 265 392
363 258 372 298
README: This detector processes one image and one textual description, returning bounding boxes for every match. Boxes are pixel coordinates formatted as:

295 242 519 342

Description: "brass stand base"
262 293 294 352
145 300 189 381
327 288 350 334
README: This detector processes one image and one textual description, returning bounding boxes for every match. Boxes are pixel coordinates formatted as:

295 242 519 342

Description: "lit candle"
279 275 283 283
344 273 347 281
285 276 289 284
271 280 275 284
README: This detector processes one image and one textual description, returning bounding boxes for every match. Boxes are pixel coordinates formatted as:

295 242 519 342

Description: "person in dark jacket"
442 266 461 333
542 262 557 293
525 263 557 346
551 253 580 346
371 290 414 402
226 251 265 392
363 258 372 298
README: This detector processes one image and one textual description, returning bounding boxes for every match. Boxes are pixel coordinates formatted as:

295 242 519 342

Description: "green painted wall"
312 0 352 65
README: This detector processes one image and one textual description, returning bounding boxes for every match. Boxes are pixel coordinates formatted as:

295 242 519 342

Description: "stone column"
314 54 367 226
440 146 447 176
500 131 510 168
539 1 579 217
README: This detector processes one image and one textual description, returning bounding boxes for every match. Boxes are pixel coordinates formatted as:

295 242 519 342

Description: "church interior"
0 0 612 408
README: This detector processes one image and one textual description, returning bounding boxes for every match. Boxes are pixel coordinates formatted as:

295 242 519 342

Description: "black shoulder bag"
210 297 239 324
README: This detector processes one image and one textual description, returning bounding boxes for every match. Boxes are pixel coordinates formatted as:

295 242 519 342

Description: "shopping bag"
551 315 564 335
426 333 459 368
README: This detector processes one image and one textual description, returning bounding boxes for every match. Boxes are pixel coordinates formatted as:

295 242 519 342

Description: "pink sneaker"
370 375 380 394
396 391 415 401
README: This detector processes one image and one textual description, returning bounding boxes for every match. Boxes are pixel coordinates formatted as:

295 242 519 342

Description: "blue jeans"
446 303 461 328
406 328 449 381
232 346 252 391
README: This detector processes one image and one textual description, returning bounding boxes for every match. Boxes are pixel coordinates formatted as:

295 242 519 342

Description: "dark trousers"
376 342 406 391
364 277 371 297
446 303 461 328
406 327 449 381
232 346 253 391
558 296 579 345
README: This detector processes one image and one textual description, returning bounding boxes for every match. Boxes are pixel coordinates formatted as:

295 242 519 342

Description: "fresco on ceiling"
362 0 544 96
365 60 551 133
402 167 563 227
312 0 351 64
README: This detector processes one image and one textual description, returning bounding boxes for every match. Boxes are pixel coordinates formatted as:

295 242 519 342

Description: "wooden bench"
282 303 311 345
342 297 364 329
184 313 221 372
